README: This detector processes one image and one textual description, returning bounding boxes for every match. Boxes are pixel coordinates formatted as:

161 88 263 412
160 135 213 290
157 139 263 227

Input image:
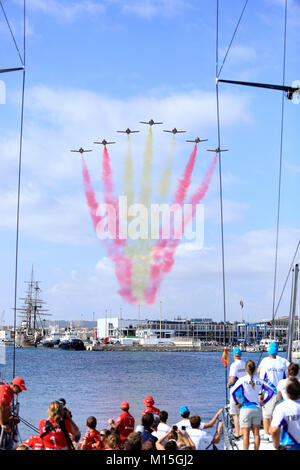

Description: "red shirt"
142 406 160 418
116 411 135 442
39 418 72 450
0 384 13 408
23 435 44 450
79 429 101 450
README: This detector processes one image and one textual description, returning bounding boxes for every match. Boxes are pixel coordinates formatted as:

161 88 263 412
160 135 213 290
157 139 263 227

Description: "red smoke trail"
102 146 125 245
149 145 198 269
144 153 218 304
82 156 101 230
81 155 137 304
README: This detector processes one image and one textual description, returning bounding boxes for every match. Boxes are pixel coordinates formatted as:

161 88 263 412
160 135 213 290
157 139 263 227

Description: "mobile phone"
173 425 178 431
181 426 186 431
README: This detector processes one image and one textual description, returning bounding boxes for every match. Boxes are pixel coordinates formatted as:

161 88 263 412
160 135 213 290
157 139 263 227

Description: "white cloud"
219 45 257 65
120 0 187 18
20 0 106 21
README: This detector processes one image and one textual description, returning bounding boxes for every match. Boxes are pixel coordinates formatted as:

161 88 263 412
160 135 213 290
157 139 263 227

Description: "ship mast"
16 268 51 342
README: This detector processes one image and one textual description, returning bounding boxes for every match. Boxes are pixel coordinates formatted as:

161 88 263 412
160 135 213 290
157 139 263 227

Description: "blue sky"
0 0 300 325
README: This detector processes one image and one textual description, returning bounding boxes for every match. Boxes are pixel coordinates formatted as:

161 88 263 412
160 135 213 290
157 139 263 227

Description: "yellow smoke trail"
130 127 154 303
123 135 135 209
158 135 176 200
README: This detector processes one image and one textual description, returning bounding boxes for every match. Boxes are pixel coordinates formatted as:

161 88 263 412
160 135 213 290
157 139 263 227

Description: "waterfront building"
96 315 299 345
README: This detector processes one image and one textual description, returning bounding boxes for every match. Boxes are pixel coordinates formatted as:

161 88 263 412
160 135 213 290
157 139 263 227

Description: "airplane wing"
177 131 186 133
84 150 93 152
70 150 79 152
163 130 172 133
116 131 126 133
130 131 140 133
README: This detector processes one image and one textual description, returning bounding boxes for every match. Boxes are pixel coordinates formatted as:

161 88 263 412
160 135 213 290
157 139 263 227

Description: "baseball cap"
180 406 189 415
232 347 242 356
268 342 278 356
121 401 129 411
12 377 27 391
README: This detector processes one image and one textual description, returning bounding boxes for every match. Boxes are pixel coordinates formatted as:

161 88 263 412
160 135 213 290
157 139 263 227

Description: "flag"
221 347 230 367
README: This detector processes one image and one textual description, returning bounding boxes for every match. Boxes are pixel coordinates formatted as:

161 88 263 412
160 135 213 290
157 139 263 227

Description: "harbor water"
0 346 292 443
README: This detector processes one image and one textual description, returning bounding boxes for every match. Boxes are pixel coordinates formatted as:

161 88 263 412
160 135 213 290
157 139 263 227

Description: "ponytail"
245 360 256 389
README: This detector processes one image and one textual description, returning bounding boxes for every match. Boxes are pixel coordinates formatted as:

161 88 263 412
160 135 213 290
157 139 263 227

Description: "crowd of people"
16 398 223 451
227 342 300 450
1 341 300 451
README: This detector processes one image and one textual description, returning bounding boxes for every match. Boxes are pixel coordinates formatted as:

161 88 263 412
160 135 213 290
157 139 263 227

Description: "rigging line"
12 0 26 379
0 0 24 66
274 240 300 319
271 0 288 338
217 0 249 79
216 0 228 404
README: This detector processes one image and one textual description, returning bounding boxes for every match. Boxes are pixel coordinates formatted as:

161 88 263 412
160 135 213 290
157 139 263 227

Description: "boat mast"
286 264 299 362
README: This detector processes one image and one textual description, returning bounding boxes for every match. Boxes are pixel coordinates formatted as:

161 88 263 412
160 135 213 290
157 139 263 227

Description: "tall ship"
15 269 51 347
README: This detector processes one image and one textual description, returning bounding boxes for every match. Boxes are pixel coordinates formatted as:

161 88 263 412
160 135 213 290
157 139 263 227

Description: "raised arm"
202 408 223 429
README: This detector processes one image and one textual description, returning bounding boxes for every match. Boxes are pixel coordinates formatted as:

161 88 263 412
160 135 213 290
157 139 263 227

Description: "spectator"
152 411 170 443
277 363 299 402
141 412 158 444
270 377 300 450
79 416 101 450
142 439 157 450
99 429 111 450
124 432 142 451
257 342 289 438
39 401 79 450
114 402 135 445
142 396 160 418
227 347 246 439
0 378 27 433
187 416 211 450
104 433 120 450
176 406 191 430
231 360 274 450
21 435 44 450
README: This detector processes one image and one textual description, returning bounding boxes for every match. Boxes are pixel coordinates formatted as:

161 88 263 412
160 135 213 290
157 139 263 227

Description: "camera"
58 398 72 419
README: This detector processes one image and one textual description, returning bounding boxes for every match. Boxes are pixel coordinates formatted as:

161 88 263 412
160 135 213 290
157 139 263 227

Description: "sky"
0 0 299 325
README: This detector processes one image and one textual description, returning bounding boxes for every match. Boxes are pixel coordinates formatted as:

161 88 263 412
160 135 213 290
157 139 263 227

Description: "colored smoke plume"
144 153 218 305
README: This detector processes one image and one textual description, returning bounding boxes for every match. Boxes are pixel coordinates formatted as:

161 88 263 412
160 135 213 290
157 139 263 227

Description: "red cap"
12 377 27 391
121 402 129 411
143 395 154 406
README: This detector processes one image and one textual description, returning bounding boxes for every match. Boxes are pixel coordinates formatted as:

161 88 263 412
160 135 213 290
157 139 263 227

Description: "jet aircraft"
186 137 208 144
163 128 186 134
93 139 116 147
117 128 140 134
70 148 92 154
140 119 163 126
206 147 228 153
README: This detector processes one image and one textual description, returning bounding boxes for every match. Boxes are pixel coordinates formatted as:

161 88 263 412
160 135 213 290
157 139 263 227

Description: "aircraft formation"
70 119 228 153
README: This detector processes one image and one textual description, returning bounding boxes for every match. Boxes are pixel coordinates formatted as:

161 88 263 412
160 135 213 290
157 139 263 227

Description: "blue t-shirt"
141 429 158 443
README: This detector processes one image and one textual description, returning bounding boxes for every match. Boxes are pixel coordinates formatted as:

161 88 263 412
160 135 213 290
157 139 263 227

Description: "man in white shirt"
151 411 170 442
257 342 289 438
270 377 300 450
187 415 211 450
176 406 192 430
227 347 246 440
